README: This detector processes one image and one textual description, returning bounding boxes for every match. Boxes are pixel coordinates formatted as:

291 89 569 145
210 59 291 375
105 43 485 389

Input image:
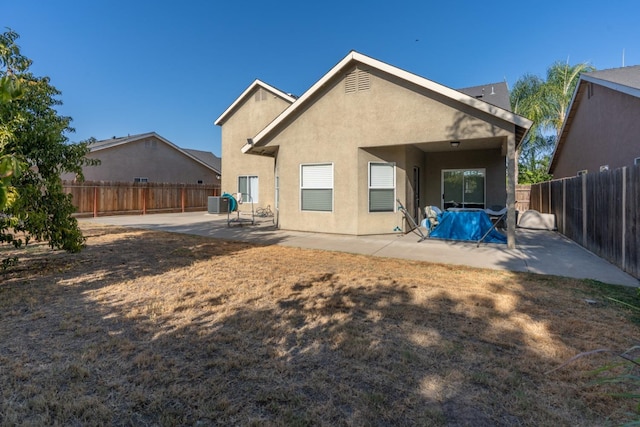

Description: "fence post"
142 186 147 215
582 173 587 247
181 186 185 213
562 179 566 235
622 167 626 270
93 186 98 218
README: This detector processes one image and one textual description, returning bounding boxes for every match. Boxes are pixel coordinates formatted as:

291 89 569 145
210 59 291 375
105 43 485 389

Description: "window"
634 157 640 166
369 162 395 212
577 170 588 176
300 163 333 211
599 165 609 172
442 169 485 209
134 177 148 183
238 175 258 203
197 180 203 184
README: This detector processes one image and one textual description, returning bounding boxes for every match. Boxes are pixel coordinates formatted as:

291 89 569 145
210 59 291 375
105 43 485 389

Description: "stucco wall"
262 65 515 235
220 87 292 211
553 83 640 178
63 136 220 185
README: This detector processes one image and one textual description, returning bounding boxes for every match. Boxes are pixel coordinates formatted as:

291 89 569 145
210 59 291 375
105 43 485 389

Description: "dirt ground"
0 224 638 426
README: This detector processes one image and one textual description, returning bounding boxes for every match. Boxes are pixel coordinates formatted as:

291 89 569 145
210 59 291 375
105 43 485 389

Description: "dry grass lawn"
0 223 639 426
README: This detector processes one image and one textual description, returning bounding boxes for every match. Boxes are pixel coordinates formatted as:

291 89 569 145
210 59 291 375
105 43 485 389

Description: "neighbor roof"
549 65 640 173
458 82 511 111
89 132 221 174
183 148 221 172
243 51 532 154
582 65 640 97
214 79 297 126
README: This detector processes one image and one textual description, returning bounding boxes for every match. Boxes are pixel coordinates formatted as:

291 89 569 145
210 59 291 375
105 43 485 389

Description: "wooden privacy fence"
515 184 531 212
63 181 221 217
530 167 639 279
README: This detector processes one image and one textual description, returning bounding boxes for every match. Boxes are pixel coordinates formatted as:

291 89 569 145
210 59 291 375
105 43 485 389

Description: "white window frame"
577 169 588 176
238 175 258 203
368 162 396 213
300 163 333 212
134 177 148 183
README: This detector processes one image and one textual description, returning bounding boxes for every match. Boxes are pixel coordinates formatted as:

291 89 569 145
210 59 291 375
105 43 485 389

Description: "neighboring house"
549 65 640 179
62 132 221 185
215 51 531 240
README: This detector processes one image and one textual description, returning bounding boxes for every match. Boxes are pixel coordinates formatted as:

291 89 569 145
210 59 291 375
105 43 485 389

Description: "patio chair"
484 206 507 229
424 205 442 232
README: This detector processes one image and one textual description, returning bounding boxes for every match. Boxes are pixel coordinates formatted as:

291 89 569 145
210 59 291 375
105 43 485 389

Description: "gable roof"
183 148 221 172
582 65 640 97
458 82 511 111
89 132 221 174
243 51 532 154
549 65 640 173
214 79 297 126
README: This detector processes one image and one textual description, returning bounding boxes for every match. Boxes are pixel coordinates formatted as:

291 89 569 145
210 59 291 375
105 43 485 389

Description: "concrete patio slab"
80 211 639 288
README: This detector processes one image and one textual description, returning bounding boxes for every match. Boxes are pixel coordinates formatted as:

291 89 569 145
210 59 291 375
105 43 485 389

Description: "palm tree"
543 61 595 139
510 61 595 183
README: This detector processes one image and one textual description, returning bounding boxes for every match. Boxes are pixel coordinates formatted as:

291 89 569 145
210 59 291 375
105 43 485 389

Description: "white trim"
244 51 532 154
214 79 296 126
582 74 640 99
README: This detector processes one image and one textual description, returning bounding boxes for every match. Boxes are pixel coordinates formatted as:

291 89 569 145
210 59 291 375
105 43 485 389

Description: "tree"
510 61 595 183
0 29 96 263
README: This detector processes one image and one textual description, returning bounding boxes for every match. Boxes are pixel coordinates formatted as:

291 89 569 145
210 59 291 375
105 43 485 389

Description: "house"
215 51 531 246
62 132 221 185
549 65 640 178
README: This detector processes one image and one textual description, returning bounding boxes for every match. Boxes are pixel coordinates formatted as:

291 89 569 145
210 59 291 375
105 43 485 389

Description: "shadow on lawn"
0 228 632 425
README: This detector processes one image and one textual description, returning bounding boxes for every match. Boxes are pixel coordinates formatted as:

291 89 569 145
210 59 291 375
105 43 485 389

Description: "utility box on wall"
208 196 229 214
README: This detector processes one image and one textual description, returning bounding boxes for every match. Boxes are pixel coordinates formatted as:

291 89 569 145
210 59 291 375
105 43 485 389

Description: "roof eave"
214 79 296 126
251 51 533 147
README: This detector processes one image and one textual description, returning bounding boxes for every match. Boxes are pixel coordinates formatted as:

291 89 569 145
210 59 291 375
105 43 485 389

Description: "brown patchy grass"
0 224 638 426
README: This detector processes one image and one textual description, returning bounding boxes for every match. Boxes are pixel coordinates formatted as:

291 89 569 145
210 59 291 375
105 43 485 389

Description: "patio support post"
506 134 516 249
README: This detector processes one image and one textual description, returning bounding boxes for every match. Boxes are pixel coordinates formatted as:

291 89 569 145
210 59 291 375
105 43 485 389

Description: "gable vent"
345 68 371 93
254 88 268 102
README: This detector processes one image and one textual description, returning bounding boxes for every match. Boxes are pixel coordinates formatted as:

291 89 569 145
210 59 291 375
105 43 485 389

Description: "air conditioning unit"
208 196 229 214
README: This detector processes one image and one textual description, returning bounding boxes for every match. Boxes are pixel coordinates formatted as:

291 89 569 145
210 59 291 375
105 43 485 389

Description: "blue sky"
5 0 639 156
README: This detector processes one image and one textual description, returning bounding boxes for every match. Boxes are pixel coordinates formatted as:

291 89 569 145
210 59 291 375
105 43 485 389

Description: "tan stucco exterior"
62 134 220 185
551 81 640 179
217 53 531 238
217 84 293 210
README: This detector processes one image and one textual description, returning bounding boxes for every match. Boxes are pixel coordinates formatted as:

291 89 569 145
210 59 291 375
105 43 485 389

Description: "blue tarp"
428 210 507 244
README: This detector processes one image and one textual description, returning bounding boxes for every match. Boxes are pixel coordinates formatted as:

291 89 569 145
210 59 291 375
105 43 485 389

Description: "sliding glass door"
442 169 485 209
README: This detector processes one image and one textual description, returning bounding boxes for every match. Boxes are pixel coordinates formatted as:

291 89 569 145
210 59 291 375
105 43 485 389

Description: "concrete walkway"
81 211 639 287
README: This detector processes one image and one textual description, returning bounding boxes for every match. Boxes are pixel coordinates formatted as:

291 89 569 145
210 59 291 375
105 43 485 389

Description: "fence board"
625 167 640 278
515 185 531 212
63 181 220 216
530 166 639 279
